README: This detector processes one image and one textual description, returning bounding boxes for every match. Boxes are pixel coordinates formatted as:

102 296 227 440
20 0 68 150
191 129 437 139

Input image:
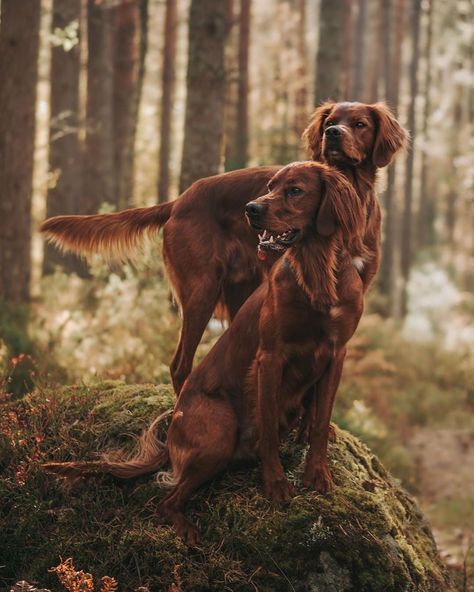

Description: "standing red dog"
41 102 407 393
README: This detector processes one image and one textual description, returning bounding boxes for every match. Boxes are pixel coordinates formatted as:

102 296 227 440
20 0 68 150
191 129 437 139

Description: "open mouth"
257 229 300 252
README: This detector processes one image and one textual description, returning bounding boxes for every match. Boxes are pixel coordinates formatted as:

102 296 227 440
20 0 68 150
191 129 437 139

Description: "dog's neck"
284 233 341 310
333 161 377 203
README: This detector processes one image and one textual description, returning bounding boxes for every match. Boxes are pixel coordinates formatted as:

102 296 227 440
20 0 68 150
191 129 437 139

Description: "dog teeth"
269 235 274 243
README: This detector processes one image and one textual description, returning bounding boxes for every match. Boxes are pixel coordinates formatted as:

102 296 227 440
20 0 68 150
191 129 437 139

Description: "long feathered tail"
43 410 172 480
40 201 174 262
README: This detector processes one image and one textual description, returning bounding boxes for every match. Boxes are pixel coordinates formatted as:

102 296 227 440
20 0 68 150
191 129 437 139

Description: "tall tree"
444 82 463 250
225 0 251 171
158 0 178 203
378 0 405 311
179 0 231 192
417 0 435 248
364 0 381 102
351 0 368 100
314 0 347 103
43 0 85 276
379 0 392 101
0 0 41 303
84 0 116 213
113 0 143 209
342 0 355 100
400 0 422 314
234 0 251 169
294 0 309 139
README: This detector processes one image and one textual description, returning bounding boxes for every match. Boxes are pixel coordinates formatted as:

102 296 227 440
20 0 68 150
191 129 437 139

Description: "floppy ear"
302 102 335 160
317 167 366 256
371 102 409 168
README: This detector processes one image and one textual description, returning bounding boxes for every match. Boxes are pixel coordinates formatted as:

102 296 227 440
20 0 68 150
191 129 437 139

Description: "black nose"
245 201 265 218
325 126 342 138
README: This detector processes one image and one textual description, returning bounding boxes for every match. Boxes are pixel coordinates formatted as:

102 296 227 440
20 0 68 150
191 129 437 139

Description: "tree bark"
379 0 392 101
417 0 434 248
84 0 116 213
44 0 85 276
315 0 347 103
342 0 355 100
294 0 309 139
400 0 422 315
158 0 178 203
179 0 231 192
0 0 40 303
351 0 368 100
445 84 463 249
364 0 381 102
378 0 404 309
113 0 142 209
234 0 251 169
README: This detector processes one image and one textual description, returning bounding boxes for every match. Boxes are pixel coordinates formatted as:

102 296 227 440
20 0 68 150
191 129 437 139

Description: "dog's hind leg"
169 288 221 394
160 396 238 543
164 242 222 395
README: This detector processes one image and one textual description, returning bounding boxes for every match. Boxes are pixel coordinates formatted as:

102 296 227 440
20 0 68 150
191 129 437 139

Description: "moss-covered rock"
0 382 455 591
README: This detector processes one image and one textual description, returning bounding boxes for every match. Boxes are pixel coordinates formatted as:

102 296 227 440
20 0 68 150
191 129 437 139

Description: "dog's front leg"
256 349 294 504
303 347 346 493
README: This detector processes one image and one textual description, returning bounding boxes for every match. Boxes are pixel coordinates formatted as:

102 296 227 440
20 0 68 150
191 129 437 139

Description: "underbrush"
30 239 180 387
334 314 473 491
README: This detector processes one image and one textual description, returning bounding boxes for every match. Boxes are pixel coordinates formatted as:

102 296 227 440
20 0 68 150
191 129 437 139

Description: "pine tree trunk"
113 0 142 209
400 0 422 315
0 0 40 303
379 0 392 101
417 0 434 248
84 0 116 213
351 0 367 100
294 0 309 139
179 0 231 192
364 0 381 102
342 0 355 100
158 0 178 203
315 0 347 103
445 85 463 249
44 0 86 276
378 0 404 310
234 0 251 169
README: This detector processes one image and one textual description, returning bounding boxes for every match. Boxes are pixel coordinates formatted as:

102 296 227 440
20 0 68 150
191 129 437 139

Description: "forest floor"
408 427 474 572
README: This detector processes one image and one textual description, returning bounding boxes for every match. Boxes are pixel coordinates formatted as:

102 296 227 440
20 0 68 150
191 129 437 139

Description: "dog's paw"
303 462 333 493
264 476 295 504
176 518 199 546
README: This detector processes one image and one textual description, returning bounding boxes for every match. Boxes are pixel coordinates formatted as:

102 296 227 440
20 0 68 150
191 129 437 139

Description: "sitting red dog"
44 161 367 543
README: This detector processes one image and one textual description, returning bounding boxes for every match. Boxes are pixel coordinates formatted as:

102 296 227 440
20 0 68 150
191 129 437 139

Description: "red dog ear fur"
370 102 409 168
317 166 367 257
302 102 335 160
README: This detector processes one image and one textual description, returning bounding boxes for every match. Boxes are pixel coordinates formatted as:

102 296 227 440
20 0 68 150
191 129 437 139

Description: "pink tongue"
257 248 267 261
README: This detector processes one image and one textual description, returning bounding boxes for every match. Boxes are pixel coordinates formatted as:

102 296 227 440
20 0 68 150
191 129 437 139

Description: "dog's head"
245 162 366 256
303 101 408 168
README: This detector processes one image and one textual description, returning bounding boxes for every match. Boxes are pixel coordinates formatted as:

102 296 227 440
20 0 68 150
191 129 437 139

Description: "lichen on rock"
0 382 455 591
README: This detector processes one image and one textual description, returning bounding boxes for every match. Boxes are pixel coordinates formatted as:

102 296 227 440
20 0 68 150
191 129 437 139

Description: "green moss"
0 382 456 591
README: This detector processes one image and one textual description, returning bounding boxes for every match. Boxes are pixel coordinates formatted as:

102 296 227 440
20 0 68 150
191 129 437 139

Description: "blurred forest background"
0 0 473 584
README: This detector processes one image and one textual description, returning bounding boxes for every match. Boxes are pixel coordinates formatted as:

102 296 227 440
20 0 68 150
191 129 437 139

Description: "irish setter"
40 102 407 394
44 161 367 543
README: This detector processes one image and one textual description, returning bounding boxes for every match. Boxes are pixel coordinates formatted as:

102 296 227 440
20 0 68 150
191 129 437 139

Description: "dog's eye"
354 121 366 128
287 187 303 197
